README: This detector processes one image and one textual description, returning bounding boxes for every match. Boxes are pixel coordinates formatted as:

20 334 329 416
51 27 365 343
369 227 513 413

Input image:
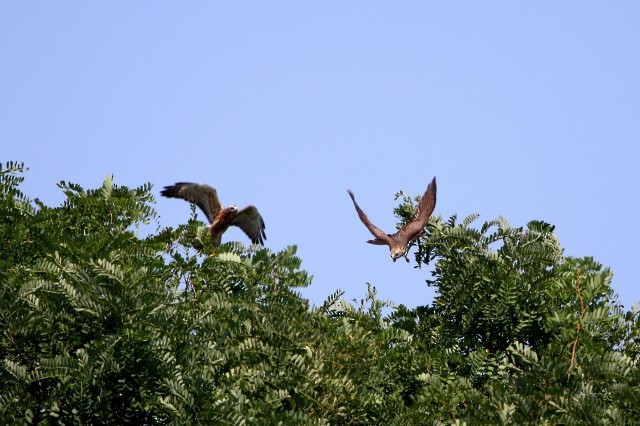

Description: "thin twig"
569 270 586 368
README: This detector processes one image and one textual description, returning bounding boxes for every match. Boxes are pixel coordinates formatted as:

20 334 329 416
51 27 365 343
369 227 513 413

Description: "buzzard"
347 177 437 261
161 182 266 246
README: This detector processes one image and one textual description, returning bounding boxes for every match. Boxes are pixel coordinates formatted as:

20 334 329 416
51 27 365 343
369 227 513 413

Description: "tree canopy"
1 161 638 425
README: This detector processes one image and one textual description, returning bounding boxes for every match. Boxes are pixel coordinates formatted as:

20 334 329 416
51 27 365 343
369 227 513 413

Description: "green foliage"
389 197 640 424
1 162 638 425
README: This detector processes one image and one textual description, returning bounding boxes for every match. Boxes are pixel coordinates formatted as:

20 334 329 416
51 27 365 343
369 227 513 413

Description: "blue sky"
2 2 638 310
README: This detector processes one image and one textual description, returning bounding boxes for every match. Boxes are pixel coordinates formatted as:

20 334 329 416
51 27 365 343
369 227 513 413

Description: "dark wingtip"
427 176 437 199
160 182 180 197
159 186 172 197
254 223 267 246
160 182 195 198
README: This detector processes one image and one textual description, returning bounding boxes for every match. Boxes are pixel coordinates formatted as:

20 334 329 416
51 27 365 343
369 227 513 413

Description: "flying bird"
161 182 266 246
347 177 437 261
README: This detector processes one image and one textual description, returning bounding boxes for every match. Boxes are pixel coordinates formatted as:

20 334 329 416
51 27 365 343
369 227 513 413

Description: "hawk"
161 182 266 246
347 177 437 261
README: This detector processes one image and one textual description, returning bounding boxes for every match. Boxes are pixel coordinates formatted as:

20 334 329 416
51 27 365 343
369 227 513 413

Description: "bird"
160 182 266 246
347 177 437 261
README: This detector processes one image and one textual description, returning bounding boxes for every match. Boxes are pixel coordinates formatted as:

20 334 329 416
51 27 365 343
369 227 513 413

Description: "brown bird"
347 177 437 261
161 182 266 246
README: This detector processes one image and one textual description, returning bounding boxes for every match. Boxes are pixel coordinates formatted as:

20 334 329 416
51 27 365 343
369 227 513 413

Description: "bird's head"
223 205 239 219
390 247 407 262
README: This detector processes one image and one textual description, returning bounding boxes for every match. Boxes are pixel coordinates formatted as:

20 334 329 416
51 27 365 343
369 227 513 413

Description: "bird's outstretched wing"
347 190 393 246
160 182 222 223
232 206 266 245
396 177 437 242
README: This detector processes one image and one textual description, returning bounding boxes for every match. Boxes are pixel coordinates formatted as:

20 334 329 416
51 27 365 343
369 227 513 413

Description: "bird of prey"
161 182 266 246
347 177 437 261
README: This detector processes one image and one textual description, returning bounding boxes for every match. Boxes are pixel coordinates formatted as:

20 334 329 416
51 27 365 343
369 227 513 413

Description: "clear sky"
2 2 638 310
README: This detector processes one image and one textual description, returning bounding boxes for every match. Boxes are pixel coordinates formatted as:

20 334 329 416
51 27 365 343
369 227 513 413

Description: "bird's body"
347 177 437 261
208 207 238 246
161 182 266 246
